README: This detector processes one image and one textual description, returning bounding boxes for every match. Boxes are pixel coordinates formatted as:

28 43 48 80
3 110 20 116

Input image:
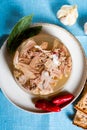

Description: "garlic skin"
57 5 78 26
84 22 87 35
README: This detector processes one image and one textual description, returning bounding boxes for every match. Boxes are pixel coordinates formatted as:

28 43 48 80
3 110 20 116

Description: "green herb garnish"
7 15 42 53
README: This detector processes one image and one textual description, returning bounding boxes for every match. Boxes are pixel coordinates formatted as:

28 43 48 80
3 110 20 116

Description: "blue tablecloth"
0 0 87 130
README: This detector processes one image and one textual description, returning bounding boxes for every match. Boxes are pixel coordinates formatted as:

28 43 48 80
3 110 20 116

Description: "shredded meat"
13 38 72 95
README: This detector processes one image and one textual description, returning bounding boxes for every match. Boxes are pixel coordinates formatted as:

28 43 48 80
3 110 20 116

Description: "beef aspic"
13 35 72 95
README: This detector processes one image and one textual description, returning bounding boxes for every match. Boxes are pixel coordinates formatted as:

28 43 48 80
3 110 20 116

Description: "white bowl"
0 23 87 114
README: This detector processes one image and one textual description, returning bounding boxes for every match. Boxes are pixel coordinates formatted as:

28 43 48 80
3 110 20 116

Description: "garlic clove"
84 22 87 35
57 5 78 26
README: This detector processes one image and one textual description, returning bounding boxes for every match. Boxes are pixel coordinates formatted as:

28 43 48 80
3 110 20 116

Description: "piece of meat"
15 63 36 78
29 54 42 69
40 42 48 49
52 39 60 50
45 58 53 69
13 50 19 67
29 52 48 73
34 45 51 54
40 71 51 89
62 45 69 56
19 39 36 55
13 39 36 65
51 69 63 80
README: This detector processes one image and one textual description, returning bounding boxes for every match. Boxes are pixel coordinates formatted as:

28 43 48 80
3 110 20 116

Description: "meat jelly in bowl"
13 31 72 97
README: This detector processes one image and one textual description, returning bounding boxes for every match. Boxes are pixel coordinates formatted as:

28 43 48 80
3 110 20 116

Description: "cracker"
75 81 87 114
73 110 87 129
75 93 87 114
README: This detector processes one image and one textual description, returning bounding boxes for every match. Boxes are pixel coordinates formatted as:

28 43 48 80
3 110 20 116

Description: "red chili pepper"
35 99 61 112
52 93 74 106
59 100 72 108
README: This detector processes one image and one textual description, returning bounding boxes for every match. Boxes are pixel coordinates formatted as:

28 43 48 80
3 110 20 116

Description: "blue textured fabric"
0 0 87 130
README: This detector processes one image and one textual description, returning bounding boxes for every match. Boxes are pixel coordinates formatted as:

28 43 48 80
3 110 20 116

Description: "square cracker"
73 110 87 129
75 81 87 114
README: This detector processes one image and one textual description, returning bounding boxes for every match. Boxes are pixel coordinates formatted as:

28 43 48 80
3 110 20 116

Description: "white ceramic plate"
0 23 87 114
